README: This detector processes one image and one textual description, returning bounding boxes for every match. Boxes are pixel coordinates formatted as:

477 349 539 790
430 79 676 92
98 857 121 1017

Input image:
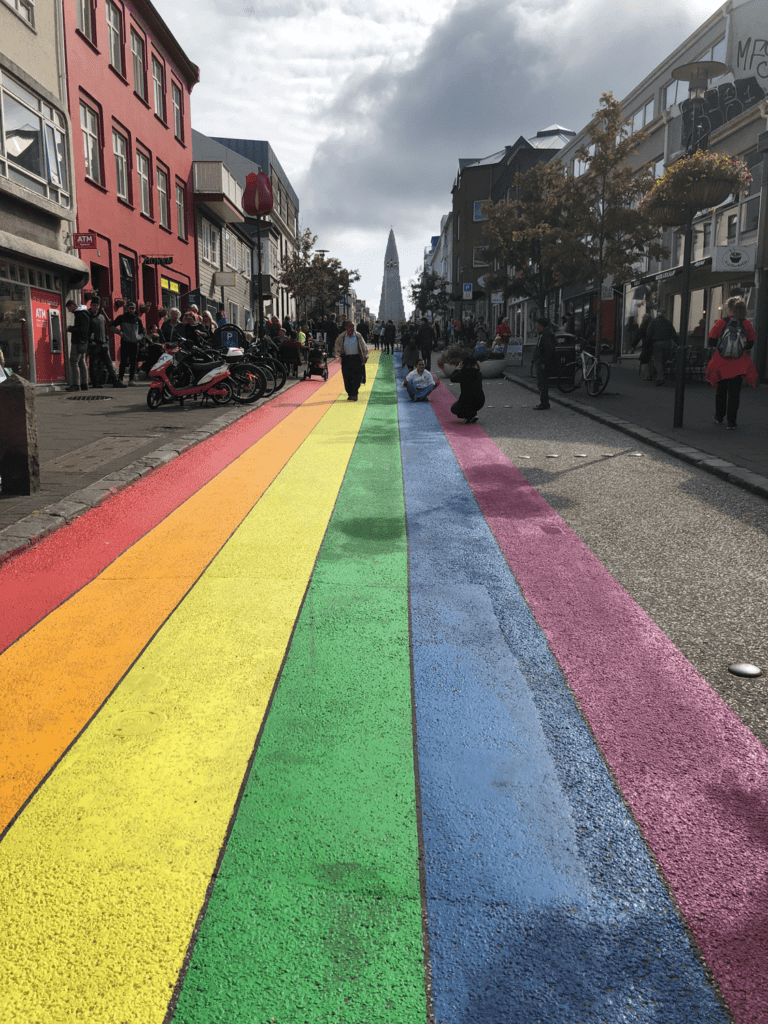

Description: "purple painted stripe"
429 386 768 1024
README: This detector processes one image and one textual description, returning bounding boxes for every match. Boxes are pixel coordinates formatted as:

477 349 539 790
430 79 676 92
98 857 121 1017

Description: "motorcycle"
146 346 234 408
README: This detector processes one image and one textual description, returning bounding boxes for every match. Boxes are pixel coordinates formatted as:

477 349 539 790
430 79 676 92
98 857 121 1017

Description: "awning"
0 229 90 287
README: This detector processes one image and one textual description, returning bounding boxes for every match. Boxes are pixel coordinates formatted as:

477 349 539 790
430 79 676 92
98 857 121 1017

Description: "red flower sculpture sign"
242 172 274 216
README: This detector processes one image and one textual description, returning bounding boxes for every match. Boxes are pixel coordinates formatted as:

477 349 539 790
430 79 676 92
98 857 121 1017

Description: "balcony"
193 162 244 224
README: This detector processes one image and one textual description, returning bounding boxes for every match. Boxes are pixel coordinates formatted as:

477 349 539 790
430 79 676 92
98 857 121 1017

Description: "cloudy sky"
153 0 719 314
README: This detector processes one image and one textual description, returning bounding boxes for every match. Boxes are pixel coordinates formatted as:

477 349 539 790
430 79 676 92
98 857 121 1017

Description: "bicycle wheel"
229 363 267 404
558 363 582 393
210 378 234 406
268 359 287 392
586 361 610 396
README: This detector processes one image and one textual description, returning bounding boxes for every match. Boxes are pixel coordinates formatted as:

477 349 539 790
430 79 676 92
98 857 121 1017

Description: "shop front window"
119 254 135 302
0 281 30 378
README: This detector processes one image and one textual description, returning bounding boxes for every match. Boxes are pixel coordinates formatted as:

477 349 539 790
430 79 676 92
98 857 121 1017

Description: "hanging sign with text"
714 244 756 272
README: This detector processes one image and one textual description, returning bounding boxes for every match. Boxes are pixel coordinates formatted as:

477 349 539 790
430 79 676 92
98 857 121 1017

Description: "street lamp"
670 59 727 428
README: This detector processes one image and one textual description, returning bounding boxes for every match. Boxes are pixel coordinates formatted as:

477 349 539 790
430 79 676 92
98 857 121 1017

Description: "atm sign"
74 232 97 248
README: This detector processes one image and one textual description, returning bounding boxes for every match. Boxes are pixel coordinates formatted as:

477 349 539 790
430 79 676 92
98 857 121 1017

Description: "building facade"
62 0 199 361
377 229 405 323
212 138 299 323
0 0 89 383
556 0 768 373
192 131 254 327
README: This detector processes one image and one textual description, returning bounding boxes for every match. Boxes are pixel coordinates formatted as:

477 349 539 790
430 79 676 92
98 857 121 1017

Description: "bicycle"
557 346 610 396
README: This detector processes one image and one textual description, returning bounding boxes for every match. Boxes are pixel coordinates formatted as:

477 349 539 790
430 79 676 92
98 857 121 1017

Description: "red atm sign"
74 232 97 249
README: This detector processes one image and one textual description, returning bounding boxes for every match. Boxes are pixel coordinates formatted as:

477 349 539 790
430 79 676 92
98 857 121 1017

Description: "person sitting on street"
402 359 438 401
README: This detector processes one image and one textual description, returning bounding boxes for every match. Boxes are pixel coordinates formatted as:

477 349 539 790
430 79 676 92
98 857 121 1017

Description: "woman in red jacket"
705 296 758 429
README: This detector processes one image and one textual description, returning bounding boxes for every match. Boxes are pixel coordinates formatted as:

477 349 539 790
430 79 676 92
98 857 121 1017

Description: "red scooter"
146 346 234 408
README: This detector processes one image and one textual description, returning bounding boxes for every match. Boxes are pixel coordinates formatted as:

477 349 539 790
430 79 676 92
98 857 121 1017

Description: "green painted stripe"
172 355 427 1024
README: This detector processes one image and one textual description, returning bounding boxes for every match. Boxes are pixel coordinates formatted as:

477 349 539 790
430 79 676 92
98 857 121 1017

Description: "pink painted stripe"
430 385 768 1024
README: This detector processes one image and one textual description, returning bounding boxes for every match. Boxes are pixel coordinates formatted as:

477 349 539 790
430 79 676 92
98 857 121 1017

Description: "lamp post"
670 59 727 428
312 250 328 340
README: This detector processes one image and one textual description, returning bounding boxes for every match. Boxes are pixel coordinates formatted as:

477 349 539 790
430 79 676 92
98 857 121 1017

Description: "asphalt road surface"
0 354 765 1024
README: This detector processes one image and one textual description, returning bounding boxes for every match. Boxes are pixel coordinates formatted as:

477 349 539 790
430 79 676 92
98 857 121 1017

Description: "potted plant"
436 345 472 378
644 151 751 219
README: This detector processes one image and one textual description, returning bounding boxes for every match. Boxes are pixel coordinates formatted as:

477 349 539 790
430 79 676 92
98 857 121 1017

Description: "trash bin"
552 333 576 382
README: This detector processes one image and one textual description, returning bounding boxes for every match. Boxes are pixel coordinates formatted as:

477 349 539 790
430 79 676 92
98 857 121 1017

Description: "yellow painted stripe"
0 368 347 834
0 356 380 1024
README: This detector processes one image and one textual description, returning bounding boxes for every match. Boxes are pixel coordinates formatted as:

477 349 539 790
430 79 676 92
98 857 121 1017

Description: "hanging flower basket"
645 201 688 227
686 177 735 208
644 151 751 214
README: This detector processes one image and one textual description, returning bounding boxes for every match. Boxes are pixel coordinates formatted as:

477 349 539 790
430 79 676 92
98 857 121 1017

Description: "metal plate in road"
44 436 160 473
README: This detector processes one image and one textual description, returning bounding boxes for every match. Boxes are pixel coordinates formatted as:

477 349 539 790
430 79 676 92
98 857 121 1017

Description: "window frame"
171 80 183 141
76 0 95 42
1 0 35 26
156 163 170 229
473 200 488 222
130 28 147 102
105 1 125 77
112 127 130 201
175 181 186 239
80 98 103 184
152 55 166 121
136 147 152 217
472 246 489 268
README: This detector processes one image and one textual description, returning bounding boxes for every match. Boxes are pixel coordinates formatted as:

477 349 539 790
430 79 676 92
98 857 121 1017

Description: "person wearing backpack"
705 296 758 429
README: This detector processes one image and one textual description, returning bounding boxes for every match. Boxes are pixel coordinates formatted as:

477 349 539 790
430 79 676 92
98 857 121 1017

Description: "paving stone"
67 484 115 506
43 499 90 521
0 513 63 541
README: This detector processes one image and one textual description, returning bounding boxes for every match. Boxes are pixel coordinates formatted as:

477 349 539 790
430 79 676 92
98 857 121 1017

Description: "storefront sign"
213 271 237 287
160 277 180 293
462 283 473 300
143 256 174 266
73 232 97 249
714 244 756 272
491 292 504 304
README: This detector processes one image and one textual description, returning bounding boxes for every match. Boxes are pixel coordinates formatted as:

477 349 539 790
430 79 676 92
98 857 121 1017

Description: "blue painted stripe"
397 360 727 1023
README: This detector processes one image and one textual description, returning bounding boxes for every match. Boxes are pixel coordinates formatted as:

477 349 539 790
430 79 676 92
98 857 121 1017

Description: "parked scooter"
146 347 233 408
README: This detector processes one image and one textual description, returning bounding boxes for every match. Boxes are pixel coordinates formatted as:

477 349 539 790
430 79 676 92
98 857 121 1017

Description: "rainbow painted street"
1 353 766 1024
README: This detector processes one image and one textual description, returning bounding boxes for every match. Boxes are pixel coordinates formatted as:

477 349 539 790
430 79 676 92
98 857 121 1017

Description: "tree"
409 269 451 320
572 92 668 353
482 160 589 319
277 227 316 325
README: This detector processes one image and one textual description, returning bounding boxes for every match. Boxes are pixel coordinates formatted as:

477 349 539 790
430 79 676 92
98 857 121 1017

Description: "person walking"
401 324 420 375
705 295 758 429
65 299 91 391
402 359 438 401
449 355 485 424
334 320 369 401
645 309 678 386
111 300 143 385
88 299 125 388
383 319 396 356
416 317 435 370
533 316 556 410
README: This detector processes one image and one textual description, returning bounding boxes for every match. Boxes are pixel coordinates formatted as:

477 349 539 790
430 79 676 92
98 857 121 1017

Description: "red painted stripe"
0 369 339 654
430 385 768 1024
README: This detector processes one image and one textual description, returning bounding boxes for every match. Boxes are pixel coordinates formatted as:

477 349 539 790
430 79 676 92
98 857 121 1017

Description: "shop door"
0 282 30 379
31 288 65 383
142 264 157 324
89 261 110 303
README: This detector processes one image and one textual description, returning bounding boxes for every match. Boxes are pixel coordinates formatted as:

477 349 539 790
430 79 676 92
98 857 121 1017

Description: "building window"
702 220 712 253
152 57 165 120
106 2 124 76
80 100 102 183
157 166 169 228
176 183 186 238
228 302 238 326
171 82 183 141
136 149 151 216
630 98 654 133
131 30 146 101
2 0 35 25
119 254 135 302
112 129 129 200
225 230 234 268
1 74 70 205
662 79 681 110
473 200 488 221
200 219 211 262
76 0 94 40
210 223 218 263
473 246 489 267
741 196 759 236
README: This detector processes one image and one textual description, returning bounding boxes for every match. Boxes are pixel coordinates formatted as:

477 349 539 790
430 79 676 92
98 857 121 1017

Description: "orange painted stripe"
0 369 347 835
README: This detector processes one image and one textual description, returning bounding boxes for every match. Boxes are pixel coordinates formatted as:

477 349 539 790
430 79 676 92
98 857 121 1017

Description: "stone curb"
503 371 768 501
0 379 301 567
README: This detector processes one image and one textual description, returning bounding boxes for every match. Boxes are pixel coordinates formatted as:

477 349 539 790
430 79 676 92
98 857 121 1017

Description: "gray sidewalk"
0 377 303 564
504 354 768 499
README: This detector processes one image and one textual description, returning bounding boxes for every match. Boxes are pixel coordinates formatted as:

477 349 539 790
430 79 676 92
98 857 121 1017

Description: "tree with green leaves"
409 268 451 320
572 92 668 353
482 160 589 319
277 229 360 324
277 227 316 324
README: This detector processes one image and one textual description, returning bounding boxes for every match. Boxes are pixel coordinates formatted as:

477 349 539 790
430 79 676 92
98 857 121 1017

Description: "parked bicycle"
557 346 610 396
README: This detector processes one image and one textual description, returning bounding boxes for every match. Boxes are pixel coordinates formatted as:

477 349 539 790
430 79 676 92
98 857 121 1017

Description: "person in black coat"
449 356 485 423
534 316 556 410
416 318 435 370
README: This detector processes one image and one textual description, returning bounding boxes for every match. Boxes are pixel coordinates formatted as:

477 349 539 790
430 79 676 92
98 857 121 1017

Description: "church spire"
378 230 405 323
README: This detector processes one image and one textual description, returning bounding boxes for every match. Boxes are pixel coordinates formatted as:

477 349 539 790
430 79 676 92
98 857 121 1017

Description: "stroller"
303 339 328 381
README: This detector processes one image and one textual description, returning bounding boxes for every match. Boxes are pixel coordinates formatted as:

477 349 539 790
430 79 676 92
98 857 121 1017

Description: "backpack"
719 318 746 359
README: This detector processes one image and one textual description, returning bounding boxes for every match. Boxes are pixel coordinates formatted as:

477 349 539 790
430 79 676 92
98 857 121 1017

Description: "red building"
62 0 199 357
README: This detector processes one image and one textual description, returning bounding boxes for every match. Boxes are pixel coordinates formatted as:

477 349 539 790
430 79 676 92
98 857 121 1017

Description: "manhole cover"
65 395 114 401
